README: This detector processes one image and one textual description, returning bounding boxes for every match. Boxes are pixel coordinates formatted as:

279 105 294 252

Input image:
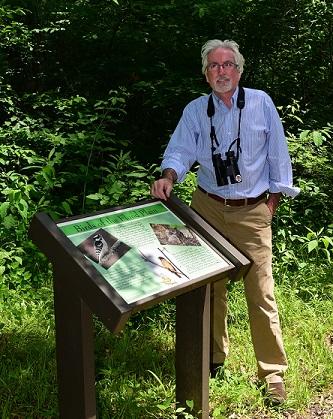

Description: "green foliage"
0 141 56 289
0 286 57 417
173 171 198 205
0 86 157 292
0 1 332 417
0 6 33 54
288 123 332 190
270 102 333 277
2 0 331 161
295 226 333 263
85 153 159 208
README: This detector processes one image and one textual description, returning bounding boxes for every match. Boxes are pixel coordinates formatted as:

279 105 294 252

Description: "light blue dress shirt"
161 87 300 199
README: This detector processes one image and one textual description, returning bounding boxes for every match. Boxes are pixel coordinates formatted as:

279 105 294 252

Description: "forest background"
0 0 332 418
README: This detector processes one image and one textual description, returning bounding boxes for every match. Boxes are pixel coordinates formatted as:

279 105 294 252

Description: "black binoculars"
212 150 242 186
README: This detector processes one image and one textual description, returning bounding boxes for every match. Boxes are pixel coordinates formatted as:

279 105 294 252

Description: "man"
151 39 300 404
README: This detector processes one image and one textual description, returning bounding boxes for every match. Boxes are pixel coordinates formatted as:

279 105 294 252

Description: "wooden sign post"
29 194 250 419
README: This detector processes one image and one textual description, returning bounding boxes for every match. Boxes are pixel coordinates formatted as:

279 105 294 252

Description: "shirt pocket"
241 126 267 165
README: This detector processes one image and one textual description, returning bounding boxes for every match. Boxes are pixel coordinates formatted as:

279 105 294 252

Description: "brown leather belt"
198 186 267 206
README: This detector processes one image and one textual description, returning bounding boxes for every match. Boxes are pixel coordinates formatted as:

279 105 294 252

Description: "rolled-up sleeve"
161 105 198 182
265 96 300 198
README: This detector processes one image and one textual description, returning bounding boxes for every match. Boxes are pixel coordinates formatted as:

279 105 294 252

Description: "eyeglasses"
207 61 239 72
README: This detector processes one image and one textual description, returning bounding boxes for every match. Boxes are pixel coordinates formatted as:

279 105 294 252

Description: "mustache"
216 76 230 82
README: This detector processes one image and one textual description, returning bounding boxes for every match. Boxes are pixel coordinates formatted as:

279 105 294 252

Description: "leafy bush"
0 86 163 291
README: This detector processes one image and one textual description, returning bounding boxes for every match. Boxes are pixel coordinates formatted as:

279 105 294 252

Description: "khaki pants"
191 187 287 383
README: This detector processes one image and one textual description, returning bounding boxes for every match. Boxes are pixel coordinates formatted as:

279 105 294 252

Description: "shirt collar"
211 86 239 110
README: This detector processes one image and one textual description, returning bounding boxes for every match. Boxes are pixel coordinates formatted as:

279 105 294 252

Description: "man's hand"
151 178 174 200
150 168 177 201
266 192 282 216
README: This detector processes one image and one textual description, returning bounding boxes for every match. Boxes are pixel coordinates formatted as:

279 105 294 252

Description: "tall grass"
1 259 332 418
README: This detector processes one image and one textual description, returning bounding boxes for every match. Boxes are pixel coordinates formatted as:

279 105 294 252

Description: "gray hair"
201 39 245 74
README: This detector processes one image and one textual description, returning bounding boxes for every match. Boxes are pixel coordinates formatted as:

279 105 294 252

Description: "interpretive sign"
29 194 250 419
57 201 231 305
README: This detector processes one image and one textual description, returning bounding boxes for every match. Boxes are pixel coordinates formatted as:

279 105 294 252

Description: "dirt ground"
289 389 333 419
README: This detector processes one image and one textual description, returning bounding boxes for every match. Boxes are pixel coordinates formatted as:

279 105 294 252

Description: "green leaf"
322 236 333 248
3 214 16 229
186 400 194 410
0 202 10 218
61 201 72 214
157 403 170 410
307 240 318 253
312 131 324 146
13 256 23 264
176 407 186 413
86 193 101 200
126 172 148 178
17 198 28 219
299 130 310 140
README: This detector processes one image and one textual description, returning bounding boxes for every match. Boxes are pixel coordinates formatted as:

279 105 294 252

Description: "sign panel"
58 201 230 304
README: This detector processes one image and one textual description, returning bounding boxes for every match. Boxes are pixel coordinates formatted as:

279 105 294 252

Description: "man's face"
205 47 241 96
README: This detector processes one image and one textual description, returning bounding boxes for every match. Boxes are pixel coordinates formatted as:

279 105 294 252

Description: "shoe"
210 362 224 378
266 381 286 405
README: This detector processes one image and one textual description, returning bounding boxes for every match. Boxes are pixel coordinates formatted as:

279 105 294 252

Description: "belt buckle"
224 197 228 206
